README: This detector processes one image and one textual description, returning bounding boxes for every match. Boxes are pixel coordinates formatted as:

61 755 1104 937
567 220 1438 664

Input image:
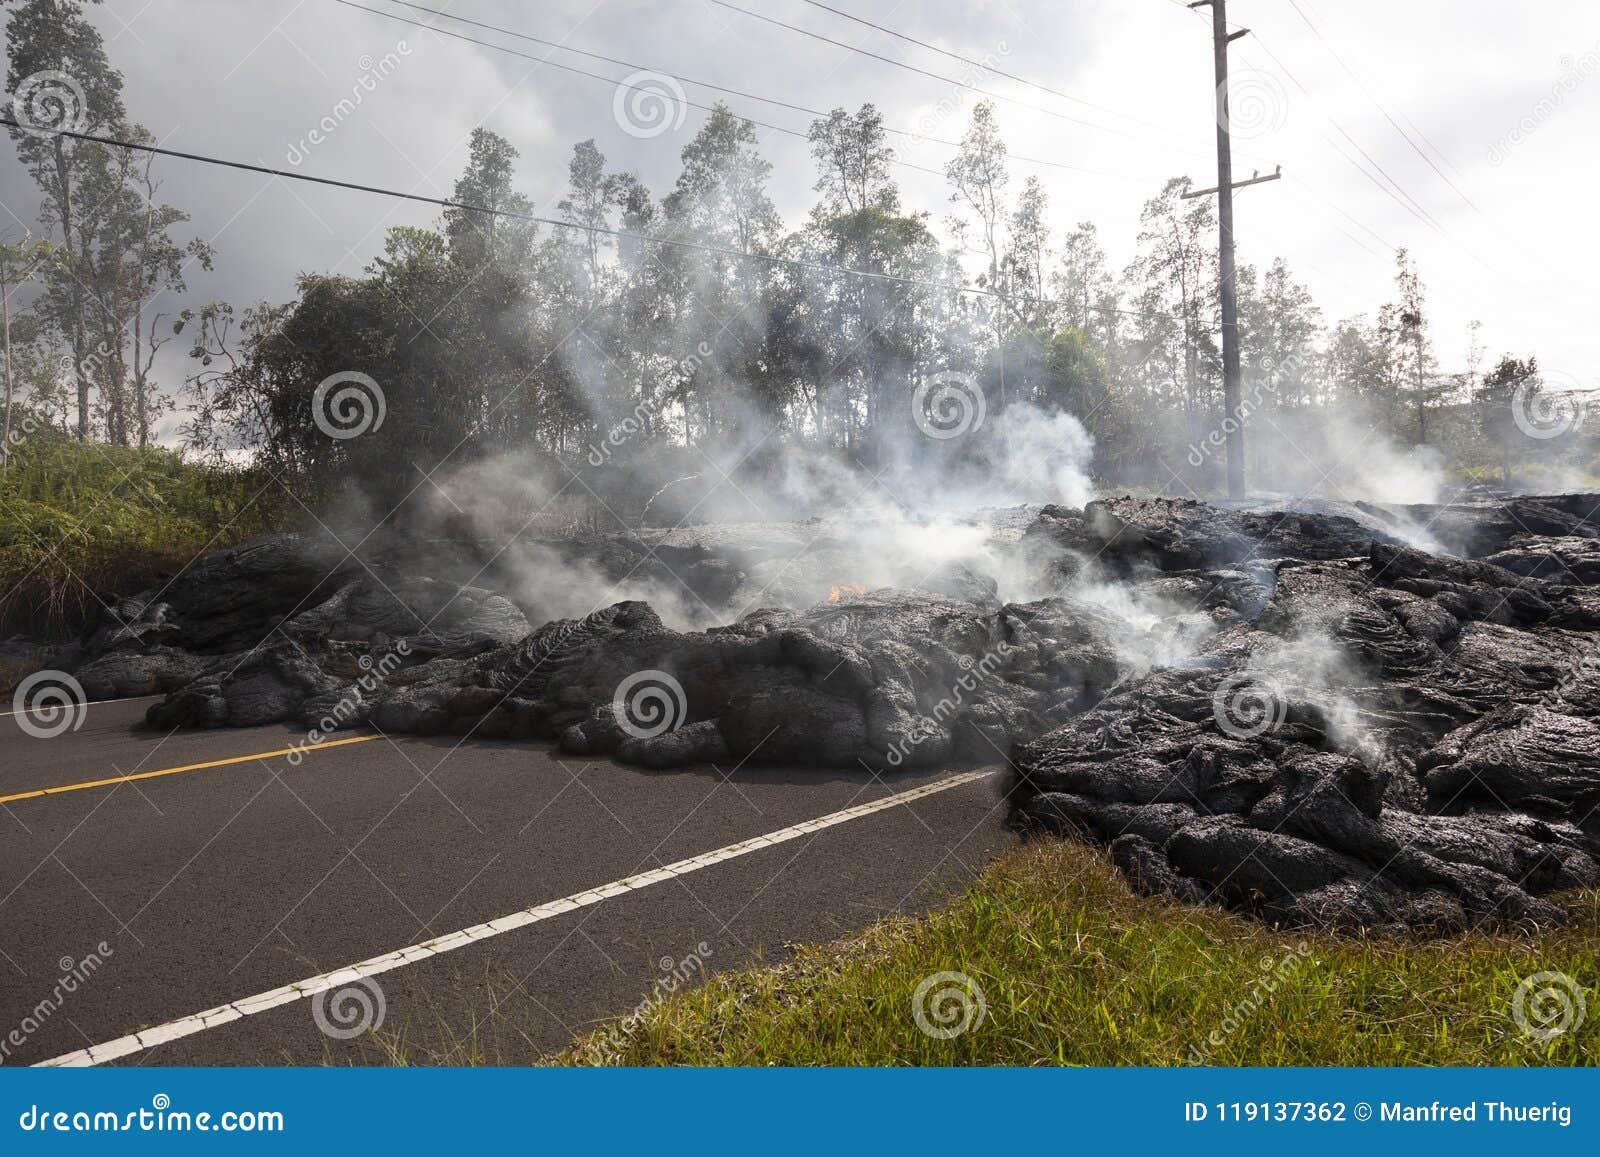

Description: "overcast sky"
4 0 1598 440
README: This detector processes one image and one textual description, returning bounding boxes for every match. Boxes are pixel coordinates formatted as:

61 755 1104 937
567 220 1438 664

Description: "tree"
180 299 297 468
7 0 212 446
443 127 532 269
1476 355 1537 486
0 232 57 466
982 325 1105 417
1325 315 1387 408
791 106 943 452
6 0 126 439
660 104 781 440
1387 248 1437 443
557 139 644 304
1005 175 1051 330
945 100 1010 310
663 103 779 254
1240 257 1321 406
94 130 213 445
1128 177 1218 445
438 130 548 453
807 104 896 214
789 203 940 452
182 135 546 512
1053 222 1108 335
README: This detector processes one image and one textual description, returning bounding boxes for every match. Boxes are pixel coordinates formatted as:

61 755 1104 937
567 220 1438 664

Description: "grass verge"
557 837 1599 1066
0 437 294 638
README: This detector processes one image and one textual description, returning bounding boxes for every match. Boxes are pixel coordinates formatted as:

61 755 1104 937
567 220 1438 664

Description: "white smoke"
382 399 1101 629
1248 406 1447 507
1240 631 1378 759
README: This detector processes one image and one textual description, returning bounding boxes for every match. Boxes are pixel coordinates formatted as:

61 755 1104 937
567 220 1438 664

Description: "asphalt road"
0 696 1014 1066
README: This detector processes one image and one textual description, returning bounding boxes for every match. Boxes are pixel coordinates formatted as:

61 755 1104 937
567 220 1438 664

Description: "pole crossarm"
1182 166 1284 199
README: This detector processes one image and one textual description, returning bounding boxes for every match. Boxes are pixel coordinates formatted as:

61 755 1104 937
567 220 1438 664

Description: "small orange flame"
826 582 868 603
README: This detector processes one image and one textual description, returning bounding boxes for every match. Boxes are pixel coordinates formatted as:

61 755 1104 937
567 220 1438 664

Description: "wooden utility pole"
1186 0 1278 500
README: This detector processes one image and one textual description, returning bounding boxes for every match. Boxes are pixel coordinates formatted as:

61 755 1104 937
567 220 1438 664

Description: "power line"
793 0 1178 136
1147 2 1397 269
378 0 1406 316
357 0 1416 294
1393 103 1467 183
331 0 939 180
1 116 533 217
705 0 1173 144
1227 33 1448 234
378 0 829 118
1286 0 1472 211
1140 0 1394 265
1285 0 1478 211
1298 0 1580 281
1290 178 1393 254
1241 0 1542 283
1248 42 1444 236
354 0 1160 181
1238 31 1508 279
0 116 1180 324
1158 0 1448 241
365 1 1409 299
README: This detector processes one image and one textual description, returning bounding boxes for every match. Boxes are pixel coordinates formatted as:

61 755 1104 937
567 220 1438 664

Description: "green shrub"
0 436 297 638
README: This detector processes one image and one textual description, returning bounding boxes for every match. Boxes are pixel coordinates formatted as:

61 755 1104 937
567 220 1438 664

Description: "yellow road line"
0 734 383 805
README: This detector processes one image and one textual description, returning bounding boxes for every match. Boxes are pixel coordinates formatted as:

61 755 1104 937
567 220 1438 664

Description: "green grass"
0 435 295 637
555 838 1599 1066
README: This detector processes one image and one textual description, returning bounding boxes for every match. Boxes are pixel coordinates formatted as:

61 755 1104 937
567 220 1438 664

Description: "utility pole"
1185 0 1278 500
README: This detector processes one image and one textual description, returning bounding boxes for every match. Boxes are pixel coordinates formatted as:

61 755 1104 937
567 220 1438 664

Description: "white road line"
1 694 163 719
38 768 995 1067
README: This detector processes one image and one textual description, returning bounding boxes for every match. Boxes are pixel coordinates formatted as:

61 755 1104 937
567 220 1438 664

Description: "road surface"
0 696 1013 1065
